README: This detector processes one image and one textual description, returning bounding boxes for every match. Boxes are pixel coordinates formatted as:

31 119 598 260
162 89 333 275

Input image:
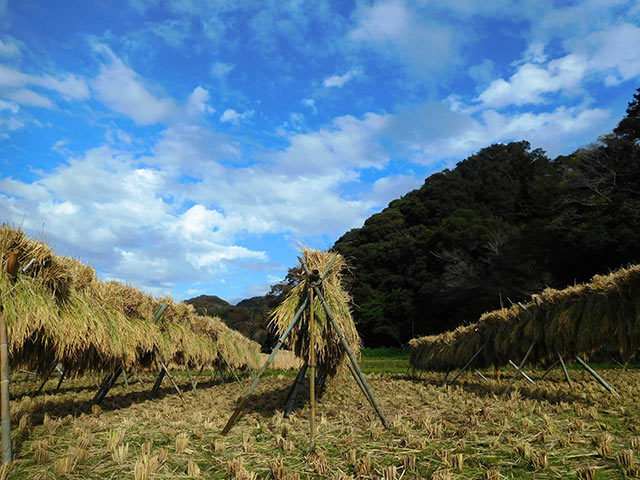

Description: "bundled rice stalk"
270 248 360 379
1 225 263 379
410 264 640 371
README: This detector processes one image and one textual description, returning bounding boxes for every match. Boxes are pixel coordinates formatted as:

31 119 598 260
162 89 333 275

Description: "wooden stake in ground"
309 283 316 450
1 250 18 464
575 356 619 396
504 341 536 395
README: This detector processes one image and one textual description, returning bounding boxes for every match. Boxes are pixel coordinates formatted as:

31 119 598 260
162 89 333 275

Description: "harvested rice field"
5 351 640 479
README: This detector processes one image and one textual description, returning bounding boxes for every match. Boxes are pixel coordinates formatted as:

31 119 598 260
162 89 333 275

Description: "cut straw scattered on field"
409 264 640 371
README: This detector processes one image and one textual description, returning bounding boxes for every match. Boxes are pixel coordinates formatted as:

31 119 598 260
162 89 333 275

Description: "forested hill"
333 88 640 347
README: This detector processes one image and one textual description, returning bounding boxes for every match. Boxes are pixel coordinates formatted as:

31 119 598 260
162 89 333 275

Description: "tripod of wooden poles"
221 255 389 450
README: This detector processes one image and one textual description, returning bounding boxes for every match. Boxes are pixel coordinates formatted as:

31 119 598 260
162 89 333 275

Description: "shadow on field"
401 370 608 405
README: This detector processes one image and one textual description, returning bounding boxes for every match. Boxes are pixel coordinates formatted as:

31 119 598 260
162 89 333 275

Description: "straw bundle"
410 264 640 371
269 248 360 378
0 225 262 377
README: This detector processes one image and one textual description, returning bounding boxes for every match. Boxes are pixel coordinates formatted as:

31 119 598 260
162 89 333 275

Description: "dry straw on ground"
409 264 640 371
269 248 360 379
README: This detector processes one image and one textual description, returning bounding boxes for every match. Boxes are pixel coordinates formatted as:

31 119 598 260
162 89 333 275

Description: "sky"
1 0 639 304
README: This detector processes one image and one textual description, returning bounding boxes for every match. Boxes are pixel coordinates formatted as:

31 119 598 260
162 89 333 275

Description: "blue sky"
1 0 639 303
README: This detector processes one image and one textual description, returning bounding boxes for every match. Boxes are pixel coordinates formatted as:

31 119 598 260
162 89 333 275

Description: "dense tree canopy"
333 87 640 346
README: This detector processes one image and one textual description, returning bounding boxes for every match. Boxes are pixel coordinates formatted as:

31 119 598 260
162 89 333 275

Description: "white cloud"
187 85 215 115
349 0 463 78
323 69 361 88
302 98 317 114
478 54 587 108
0 65 89 107
0 36 20 57
584 23 640 85
368 175 422 208
210 61 234 78
220 108 254 124
92 47 176 125
0 98 18 113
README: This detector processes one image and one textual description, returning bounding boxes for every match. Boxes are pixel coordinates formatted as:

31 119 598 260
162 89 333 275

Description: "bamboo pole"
557 352 572 389
575 356 619 396
186 365 197 396
55 370 66 392
219 352 242 384
474 369 490 383
193 365 205 389
347 360 370 401
221 294 310 435
447 344 485 386
150 369 166 396
539 359 560 380
36 364 58 395
1 250 17 464
284 363 308 418
508 360 536 385
504 341 536 395
309 285 316 450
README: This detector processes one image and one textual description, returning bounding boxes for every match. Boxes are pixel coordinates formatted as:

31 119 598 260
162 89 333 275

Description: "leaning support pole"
150 369 166 396
474 369 490 383
158 361 186 405
557 352 572 389
36 364 58 395
575 356 619 396
539 359 560 380
55 370 66 392
221 294 310 435
219 352 242 384
448 344 485 387
347 360 369 401
312 283 390 429
186 365 197 396
284 363 308 418
508 360 536 385
504 341 536 395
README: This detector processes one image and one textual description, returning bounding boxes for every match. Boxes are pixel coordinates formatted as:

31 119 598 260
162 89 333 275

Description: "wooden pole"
55 370 66 392
221 294 310 435
447 344 485 386
284 363 308 418
150 368 166 396
309 285 316 450
36 364 58 395
474 369 490 383
1 249 18 464
557 352 572 389
539 359 560 380
186 365 197 396
504 341 536 395
508 360 536 385
575 356 619 396
194 365 205 389
219 352 242 384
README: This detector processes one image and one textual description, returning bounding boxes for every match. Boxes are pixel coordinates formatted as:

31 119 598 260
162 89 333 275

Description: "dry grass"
6 360 640 479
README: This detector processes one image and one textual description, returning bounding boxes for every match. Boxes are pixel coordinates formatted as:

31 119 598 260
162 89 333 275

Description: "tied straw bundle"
269 248 360 379
409 263 640 372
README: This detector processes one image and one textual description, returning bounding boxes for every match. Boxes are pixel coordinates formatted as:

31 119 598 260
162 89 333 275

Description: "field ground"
4 349 640 479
